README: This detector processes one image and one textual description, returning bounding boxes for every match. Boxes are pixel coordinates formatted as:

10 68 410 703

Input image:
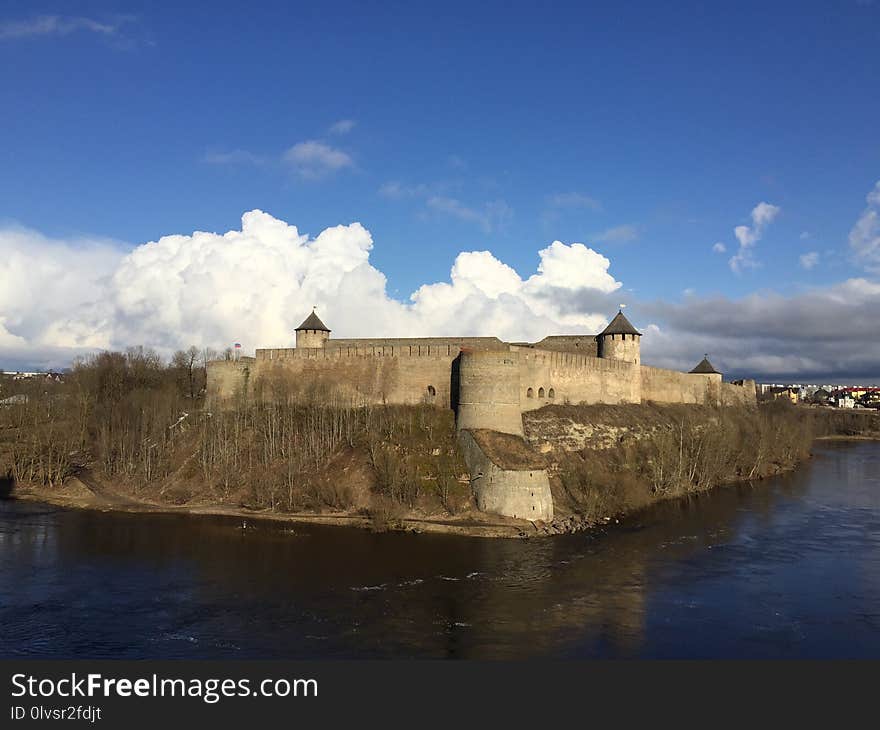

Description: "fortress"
207 308 756 523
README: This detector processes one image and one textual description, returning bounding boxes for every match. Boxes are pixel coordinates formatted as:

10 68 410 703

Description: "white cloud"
592 224 641 244
0 15 130 40
712 242 726 254
0 226 124 367
283 141 353 179
6 210 879 381
728 201 780 273
0 211 621 369
328 119 356 135
849 180 880 272
799 251 820 270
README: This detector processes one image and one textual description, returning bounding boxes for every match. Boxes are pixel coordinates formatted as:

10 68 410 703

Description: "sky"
0 0 879 382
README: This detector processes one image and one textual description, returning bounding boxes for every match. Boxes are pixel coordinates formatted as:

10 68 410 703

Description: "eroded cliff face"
523 403 716 453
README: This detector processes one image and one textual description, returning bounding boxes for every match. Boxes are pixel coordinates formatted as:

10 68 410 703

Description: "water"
1 441 879 659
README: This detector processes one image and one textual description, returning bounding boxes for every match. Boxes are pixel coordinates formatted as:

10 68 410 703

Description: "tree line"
0 347 470 520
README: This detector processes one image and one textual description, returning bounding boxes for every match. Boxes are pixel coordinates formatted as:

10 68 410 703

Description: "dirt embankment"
12 472 531 539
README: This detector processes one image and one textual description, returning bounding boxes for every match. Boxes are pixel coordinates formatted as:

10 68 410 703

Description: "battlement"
257 343 473 360
519 347 639 373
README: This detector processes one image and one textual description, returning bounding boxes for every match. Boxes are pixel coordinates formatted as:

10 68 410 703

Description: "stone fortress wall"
209 338 754 417
206 310 756 522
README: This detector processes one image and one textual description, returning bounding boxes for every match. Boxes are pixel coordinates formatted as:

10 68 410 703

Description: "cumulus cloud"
283 141 353 179
0 211 622 370
0 226 124 369
799 251 820 270
712 242 726 254
727 201 780 273
328 119 356 135
849 180 880 272
5 211 878 381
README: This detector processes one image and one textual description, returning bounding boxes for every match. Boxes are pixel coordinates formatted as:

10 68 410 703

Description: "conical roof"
295 309 330 332
599 310 641 337
690 355 720 374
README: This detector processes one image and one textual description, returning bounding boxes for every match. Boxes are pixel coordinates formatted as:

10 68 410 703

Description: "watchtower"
295 309 330 349
597 309 641 364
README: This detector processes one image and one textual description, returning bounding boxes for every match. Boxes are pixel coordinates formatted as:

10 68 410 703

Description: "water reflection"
1 441 878 658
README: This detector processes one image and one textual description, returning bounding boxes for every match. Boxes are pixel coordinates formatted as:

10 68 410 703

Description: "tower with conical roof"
689 355 721 376
597 309 641 364
295 308 331 349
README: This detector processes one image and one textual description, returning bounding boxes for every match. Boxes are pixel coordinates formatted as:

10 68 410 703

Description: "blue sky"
1 1 879 380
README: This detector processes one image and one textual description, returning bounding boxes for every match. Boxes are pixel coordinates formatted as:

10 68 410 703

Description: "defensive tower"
456 350 524 435
690 354 721 375
295 308 330 349
597 309 641 364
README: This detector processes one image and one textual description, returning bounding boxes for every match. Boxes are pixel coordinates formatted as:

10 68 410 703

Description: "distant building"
769 386 799 404
811 388 831 404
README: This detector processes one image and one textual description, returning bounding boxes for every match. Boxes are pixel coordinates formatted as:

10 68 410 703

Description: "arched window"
548 388 555 399
526 387 534 398
427 385 436 396
538 387 545 398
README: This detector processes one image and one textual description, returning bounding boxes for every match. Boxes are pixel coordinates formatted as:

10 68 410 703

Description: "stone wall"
458 429 554 521
640 365 718 405
250 348 459 407
210 342 754 413
720 379 757 406
326 336 507 352
206 358 254 402
517 349 641 410
456 350 524 435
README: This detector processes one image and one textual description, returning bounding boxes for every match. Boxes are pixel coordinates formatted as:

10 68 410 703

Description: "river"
1 440 879 659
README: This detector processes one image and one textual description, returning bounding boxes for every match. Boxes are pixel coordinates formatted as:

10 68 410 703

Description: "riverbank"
13 430 879 540
3 376 878 539
10 475 532 539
